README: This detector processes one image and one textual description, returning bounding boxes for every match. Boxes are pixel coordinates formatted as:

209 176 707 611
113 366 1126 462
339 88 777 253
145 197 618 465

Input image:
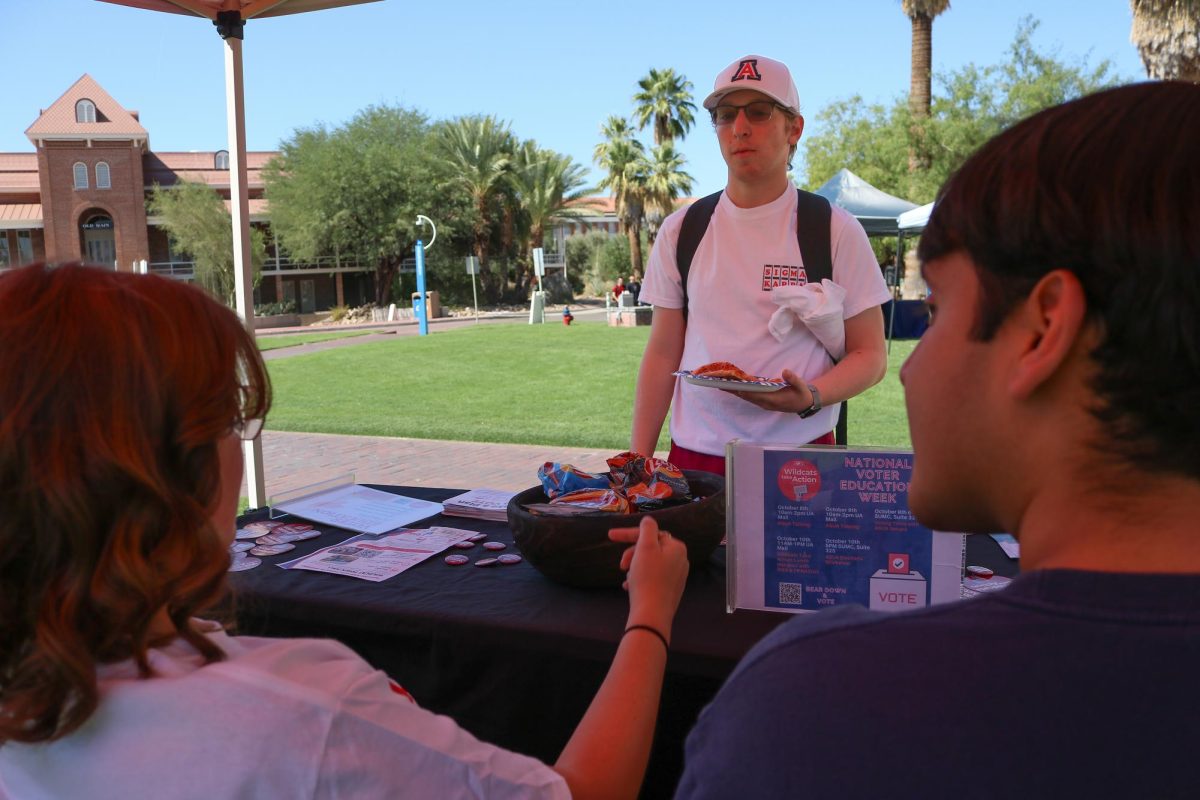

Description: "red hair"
0 263 270 743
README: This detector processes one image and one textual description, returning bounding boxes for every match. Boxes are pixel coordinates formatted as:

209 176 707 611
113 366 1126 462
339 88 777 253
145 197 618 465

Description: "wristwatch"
797 384 823 419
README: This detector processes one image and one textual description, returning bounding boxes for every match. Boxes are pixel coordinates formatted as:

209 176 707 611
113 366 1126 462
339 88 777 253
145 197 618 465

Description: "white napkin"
767 279 847 359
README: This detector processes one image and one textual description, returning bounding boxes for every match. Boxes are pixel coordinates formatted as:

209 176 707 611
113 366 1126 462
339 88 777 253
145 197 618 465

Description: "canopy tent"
813 169 918 236
898 201 934 233
97 0 381 509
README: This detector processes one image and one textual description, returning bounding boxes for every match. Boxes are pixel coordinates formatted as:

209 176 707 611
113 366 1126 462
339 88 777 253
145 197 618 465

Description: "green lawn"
256 330 371 351
265 322 916 451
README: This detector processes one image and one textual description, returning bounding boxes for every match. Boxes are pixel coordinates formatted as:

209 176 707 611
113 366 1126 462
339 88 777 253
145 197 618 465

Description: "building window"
16 231 33 265
0 235 10 267
96 162 111 189
73 162 89 190
76 99 97 123
214 150 230 170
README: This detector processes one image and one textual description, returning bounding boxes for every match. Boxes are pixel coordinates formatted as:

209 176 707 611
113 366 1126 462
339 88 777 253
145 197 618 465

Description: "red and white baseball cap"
703 54 801 115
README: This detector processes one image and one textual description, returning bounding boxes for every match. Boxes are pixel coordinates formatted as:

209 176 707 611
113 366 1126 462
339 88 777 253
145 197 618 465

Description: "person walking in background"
626 274 642 305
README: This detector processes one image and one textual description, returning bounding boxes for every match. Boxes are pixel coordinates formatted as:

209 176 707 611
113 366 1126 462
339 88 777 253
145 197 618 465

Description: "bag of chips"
537 462 612 500
549 488 632 514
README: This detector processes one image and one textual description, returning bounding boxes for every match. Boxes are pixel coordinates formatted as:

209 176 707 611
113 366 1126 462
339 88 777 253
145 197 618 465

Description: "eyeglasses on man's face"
710 101 785 126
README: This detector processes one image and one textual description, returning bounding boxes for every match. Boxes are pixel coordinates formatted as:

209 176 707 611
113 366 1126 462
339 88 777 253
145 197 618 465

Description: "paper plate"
676 371 787 393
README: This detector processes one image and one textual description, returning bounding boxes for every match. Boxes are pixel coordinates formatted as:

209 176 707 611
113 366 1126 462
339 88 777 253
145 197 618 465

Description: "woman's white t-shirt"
0 622 569 800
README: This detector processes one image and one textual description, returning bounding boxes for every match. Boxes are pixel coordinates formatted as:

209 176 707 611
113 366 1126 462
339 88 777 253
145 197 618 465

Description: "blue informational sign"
761 449 934 612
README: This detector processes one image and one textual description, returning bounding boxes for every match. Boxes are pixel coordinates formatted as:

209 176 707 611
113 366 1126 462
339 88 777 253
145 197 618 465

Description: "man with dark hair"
675 82 1200 798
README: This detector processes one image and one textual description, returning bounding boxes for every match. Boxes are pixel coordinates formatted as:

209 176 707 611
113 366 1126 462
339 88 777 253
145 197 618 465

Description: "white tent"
813 169 918 236
898 201 934 233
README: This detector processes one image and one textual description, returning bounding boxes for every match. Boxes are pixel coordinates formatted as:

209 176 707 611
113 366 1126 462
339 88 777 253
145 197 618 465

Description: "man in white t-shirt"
632 54 890 474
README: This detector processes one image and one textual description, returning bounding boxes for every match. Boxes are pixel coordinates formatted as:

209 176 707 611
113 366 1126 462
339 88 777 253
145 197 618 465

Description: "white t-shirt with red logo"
0 621 568 800
640 187 891 456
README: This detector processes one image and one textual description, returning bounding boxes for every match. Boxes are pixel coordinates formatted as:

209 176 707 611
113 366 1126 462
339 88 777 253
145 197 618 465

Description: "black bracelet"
624 624 670 651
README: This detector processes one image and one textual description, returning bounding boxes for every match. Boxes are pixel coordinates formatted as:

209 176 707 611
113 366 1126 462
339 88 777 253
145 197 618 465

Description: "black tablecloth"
883 298 930 339
229 485 1017 797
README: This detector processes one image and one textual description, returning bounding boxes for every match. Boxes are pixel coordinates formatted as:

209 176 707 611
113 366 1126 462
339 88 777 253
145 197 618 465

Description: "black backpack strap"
794 188 832 285
675 190 722 324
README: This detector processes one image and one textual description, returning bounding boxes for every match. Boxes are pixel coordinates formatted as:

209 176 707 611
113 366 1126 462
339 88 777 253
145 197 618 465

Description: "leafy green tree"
508 141 594 294
633 67 697 146
147 179 265 307
263 105 463 306
803 18 1121 203
594 116 650 275
437 115 516 302
643 143 693 246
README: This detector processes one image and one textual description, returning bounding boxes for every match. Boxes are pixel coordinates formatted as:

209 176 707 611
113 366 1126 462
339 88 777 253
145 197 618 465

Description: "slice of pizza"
692 361 760 382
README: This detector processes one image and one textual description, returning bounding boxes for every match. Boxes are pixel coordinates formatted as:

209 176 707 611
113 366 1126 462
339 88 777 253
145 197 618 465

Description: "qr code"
778 582 804 605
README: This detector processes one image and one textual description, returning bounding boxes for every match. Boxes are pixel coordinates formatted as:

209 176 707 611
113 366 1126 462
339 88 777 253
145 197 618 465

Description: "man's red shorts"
668 431 836 477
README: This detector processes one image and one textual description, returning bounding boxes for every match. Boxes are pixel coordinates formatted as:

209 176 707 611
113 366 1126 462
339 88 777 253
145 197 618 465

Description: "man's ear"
790 114 805 145
1007 269 1088 400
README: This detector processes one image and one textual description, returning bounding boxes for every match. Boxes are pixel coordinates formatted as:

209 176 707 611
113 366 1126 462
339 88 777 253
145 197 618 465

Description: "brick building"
0 75 374 312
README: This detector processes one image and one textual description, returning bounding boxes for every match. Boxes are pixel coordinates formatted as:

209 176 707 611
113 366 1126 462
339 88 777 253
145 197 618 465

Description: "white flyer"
277 526 476 582
271 484 444 535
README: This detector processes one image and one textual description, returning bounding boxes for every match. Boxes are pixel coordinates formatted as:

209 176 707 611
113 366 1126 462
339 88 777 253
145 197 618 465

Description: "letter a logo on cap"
730 59 762 83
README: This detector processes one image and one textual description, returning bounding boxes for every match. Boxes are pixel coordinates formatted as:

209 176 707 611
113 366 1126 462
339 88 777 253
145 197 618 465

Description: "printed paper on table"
271 483 444 535
726 443 964 615
277 526 476 582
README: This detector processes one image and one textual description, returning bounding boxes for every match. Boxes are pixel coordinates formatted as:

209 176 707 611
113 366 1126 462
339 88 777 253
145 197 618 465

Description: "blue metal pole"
414 239 428 336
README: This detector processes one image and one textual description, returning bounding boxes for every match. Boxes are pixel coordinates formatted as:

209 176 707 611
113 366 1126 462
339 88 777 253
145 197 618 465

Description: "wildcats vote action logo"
730 59 763 83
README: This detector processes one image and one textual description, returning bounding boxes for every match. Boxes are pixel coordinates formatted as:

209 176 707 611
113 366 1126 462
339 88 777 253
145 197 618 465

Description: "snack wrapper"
549 488 632 514
606 451 692 509
538 462 611 500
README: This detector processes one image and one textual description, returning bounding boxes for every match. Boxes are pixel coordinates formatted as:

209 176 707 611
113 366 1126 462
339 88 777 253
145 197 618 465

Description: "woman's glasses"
232 417 264 441
710 101 784 126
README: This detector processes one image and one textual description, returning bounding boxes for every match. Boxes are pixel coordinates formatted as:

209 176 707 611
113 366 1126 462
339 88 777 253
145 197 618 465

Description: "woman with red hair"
0 263 687 799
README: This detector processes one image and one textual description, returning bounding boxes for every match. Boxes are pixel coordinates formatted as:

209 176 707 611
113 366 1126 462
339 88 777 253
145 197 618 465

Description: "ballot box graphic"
869 552 928 610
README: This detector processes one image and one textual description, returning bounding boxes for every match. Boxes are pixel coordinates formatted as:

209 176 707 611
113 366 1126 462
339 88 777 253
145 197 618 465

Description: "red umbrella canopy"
95 0 380 20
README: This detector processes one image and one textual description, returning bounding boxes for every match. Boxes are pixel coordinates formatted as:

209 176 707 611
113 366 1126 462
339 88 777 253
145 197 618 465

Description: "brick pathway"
244 430 650 498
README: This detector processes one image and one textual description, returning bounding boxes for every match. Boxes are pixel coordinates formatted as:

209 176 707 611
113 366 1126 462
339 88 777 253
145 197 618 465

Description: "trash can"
528 291 545 324
412 291 441 319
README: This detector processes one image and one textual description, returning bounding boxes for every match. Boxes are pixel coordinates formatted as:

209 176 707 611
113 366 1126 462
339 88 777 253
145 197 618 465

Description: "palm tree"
509 141 594 293
439 115 515 301
594 118 650 275
643 144 694 247
633 68 698 146
1130 0 1200 82
901 0 952 172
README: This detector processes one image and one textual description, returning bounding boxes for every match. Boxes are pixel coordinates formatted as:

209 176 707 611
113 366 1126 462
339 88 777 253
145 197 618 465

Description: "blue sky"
5 1 1144 193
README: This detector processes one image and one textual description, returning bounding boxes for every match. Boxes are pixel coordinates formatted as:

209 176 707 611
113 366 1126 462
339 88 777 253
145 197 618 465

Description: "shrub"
254 300 295 316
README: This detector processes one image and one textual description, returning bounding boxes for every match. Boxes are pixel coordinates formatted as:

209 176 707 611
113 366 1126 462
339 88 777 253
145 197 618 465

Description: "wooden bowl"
506 470 725 589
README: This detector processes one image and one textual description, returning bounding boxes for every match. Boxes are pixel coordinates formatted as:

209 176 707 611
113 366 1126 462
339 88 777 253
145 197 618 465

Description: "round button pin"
444 554 470 566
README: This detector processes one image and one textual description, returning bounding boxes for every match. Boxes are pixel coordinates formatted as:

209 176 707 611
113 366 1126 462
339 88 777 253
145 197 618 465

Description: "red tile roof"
25 75 148 141
144 151 273 189
0 153 40 192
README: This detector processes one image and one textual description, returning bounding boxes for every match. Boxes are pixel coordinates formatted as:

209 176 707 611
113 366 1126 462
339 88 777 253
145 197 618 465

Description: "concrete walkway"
244 430 635 499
